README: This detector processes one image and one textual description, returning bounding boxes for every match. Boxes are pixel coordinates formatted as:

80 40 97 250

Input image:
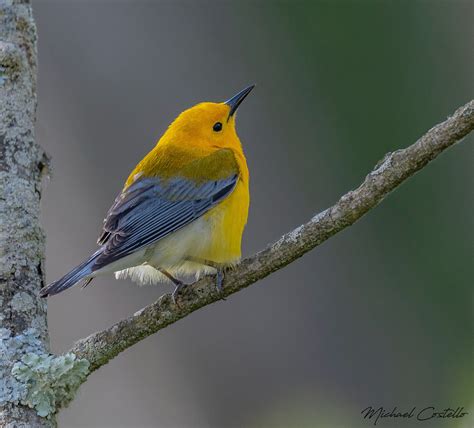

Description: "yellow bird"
40 85 254 302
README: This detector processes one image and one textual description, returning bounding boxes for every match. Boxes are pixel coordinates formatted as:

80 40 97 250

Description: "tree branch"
70 99 474 375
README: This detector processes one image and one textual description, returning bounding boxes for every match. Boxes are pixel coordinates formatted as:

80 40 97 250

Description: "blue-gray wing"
93 173 238 270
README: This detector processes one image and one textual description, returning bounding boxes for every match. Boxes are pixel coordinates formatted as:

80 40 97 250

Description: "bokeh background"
34 1 472 427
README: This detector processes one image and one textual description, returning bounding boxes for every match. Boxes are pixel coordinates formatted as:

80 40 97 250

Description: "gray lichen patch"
1 328 44 408
1 328 90 418
10 291 34 312
12 352 90 418
30 314 47 333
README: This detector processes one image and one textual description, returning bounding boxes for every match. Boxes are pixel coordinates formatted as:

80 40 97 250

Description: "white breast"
112 212 219 285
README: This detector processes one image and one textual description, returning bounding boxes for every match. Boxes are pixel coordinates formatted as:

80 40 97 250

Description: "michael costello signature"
361 406 469 426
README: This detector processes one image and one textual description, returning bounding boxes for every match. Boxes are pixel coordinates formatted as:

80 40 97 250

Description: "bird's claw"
171 267 226 305
172 280 189 307
216 268 226 301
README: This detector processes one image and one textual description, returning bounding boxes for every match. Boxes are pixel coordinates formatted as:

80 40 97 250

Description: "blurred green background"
35 1 472 427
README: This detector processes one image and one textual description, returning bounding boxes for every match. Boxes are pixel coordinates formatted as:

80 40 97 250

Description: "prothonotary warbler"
40 85 255 302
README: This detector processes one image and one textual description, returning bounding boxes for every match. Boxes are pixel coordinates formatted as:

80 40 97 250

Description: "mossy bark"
0 1 54 426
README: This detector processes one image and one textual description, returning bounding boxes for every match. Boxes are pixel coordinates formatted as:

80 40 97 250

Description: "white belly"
110 214 218 285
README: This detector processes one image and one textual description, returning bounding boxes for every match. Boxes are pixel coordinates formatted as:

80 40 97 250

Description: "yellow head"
126 86 254 186
161 85 255 153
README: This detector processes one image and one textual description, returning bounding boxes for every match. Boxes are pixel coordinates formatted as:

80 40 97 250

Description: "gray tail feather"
39 252 100 297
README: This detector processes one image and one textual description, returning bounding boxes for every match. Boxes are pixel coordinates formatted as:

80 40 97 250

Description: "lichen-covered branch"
70 99 474 374
0 1 58 426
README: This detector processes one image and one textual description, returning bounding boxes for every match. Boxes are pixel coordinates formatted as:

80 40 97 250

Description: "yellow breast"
199 178 250 263
125 111 250 266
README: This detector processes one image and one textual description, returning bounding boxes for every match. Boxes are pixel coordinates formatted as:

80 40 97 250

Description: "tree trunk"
0 1 54 426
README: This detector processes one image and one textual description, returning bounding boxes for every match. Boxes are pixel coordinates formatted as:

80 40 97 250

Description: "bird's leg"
215 268 224 293
186 256 220 269
185 256 226 298
157 268 188 306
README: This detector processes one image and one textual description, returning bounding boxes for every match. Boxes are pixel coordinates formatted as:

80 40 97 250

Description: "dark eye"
213 122 223 132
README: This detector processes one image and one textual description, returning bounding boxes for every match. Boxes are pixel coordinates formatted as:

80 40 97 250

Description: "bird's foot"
157 267 190 307
171 280 191 307
215 267 226 301
183 257 228 301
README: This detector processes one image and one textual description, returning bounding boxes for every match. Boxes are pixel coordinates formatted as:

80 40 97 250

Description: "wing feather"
93 151 239 271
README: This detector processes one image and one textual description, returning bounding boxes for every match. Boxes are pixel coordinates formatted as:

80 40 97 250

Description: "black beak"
225 84 255 120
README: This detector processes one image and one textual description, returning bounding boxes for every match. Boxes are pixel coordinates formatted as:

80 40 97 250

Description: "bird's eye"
213 122 223 132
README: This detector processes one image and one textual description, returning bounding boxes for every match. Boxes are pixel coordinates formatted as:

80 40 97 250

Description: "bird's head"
163 85 255 152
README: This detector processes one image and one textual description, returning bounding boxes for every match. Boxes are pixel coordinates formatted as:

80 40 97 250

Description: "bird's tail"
39 251 100 297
